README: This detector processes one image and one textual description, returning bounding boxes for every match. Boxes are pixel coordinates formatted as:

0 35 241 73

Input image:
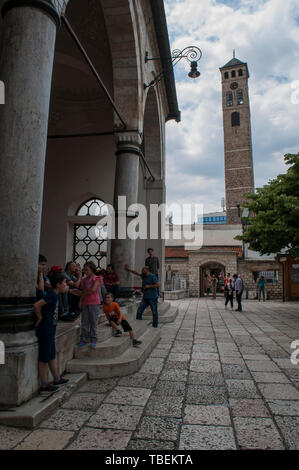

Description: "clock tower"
220 55 255 225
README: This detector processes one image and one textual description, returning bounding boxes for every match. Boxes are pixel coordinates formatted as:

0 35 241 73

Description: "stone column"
145 179 166 292
0 0 59 405
110 133 141 297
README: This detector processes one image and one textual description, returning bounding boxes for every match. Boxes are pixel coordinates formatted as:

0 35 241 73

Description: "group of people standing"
205 270 266 311
34 249 160 396
204 272 244 312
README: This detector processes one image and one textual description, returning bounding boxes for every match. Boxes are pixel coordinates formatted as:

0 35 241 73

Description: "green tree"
235 152 299 257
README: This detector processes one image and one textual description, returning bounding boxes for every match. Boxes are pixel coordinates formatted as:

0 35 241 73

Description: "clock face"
230 82 238 90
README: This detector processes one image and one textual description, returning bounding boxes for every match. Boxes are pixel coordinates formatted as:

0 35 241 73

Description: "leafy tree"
235 152 299 257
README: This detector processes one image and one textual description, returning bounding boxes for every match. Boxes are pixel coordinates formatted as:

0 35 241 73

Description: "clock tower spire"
220 55 255 225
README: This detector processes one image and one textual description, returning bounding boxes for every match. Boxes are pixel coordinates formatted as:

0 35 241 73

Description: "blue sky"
164 0 299 215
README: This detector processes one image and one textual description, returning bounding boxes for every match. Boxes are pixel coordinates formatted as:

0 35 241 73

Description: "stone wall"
238 260 283 300
188 251 238 297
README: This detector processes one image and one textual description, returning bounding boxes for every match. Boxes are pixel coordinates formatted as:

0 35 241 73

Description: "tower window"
238 69 243 77
231 70 236 78
231 112 240 127
237 89 244 105
224 72 229 79
226 91 233 107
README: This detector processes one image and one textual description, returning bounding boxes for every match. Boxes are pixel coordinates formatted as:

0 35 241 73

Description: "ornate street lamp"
144 46 202 89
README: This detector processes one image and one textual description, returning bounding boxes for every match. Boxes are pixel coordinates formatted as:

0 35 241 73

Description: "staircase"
143 300 179 324
66 301 161 379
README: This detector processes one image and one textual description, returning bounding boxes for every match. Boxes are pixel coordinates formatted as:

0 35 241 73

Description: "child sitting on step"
103 293 142 348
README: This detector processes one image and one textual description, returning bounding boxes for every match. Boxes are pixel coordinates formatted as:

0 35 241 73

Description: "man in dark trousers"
125 264 159 328
233 274 244 312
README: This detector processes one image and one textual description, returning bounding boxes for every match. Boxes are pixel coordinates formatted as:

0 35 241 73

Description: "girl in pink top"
78 261 102 348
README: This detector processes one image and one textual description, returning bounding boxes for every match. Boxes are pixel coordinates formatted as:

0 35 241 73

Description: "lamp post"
144 46 202 89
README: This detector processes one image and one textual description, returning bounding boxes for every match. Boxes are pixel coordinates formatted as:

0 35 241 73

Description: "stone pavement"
1 298 299 450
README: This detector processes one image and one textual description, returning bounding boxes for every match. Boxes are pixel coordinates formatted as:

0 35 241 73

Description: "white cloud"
165 0 299 216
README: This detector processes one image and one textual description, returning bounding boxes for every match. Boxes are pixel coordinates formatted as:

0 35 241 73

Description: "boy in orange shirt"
103 293 142 347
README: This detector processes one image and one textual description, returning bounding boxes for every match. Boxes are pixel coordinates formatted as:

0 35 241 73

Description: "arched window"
231 70 236 78
224 72 229 79
76 198 108 216
238 69 243 77
237 89 244 105
226 91 233 107
74 198 108 269
231 112 240 127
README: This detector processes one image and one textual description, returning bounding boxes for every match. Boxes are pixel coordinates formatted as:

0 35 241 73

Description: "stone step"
74 319 149 359
0 373 87 429
143 302 179 324
66 326 161 379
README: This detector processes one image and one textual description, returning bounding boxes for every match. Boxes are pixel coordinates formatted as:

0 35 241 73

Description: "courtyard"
1 298 298 451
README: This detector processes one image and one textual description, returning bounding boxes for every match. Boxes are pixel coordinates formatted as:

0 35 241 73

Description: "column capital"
115 131 143 148
2 0 61 28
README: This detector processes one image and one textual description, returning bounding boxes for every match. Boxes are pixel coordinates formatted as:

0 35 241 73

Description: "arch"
100 0 141 129
231 70 236 78
224 72 229 79
143 87 163 179
238 69 243 77
76 198 108 216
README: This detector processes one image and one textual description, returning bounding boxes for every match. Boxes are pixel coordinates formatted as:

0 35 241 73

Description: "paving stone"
233 417 285 449
79 378 119 394
250 372 291 383
127 439 176 450
226 380 260 399
266 400 299 416
118 373 159 388
14 429 74 450
135 416 180 441
222 364 252 379
168 353 190 362
41 409 92 431
154 380 186 397
88 404 143 430
104 386 152 407
274 416 299 450
183 405 231 426
191 352 219 360
272 358 298 369
258 383 299 400
245 360 281 372
67 427 132 450
160 368 188 382
186 385 228 405
188 372 224 386
242 354 270 361
149 348 169 358
164 360 189 370
62 393 106 412
0 425 31 450
179 425 236 450
144 395 184 418
140 358 165 374
220 356 246 365
190 360 221 373
229 399 270 417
